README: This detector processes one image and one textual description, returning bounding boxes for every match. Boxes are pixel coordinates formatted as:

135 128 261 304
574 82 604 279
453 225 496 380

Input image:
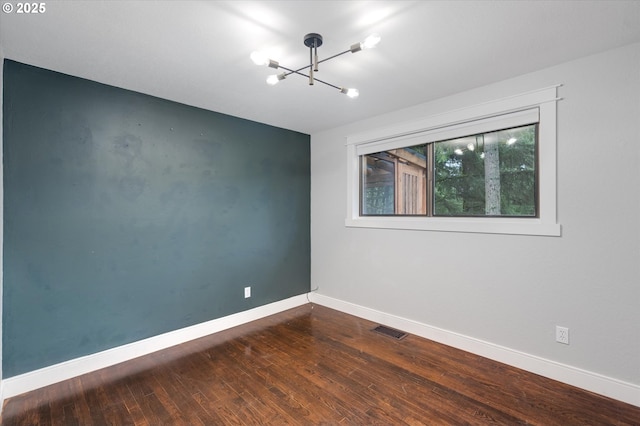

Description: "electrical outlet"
244 286 251 298
556 326 569 345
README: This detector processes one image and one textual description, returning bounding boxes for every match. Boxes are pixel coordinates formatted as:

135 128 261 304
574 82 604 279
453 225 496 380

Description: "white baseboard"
4 292 639 409
309 293 640 408
1 294 308 402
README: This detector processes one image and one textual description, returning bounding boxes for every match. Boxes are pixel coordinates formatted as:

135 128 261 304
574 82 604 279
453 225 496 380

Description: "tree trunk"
484 141 501 215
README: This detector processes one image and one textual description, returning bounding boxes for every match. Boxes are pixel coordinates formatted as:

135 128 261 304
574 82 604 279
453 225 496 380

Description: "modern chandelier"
250 33 381 98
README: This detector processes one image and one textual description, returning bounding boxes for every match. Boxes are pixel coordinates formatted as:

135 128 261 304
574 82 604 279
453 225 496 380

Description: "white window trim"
345 85 562 237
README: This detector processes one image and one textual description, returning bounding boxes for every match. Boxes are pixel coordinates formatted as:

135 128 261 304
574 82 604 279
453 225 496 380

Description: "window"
347 86 561 236
361 123 538 218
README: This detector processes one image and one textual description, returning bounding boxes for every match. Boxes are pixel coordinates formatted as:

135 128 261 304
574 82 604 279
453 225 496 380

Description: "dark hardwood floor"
2 304 639 425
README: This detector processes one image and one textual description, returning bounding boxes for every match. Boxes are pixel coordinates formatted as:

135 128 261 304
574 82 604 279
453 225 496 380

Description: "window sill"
345 216 561 236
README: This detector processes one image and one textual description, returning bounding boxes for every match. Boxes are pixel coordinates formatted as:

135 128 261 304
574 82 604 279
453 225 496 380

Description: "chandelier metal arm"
274 64 342 91
277 64 312 80
278 48 350 77
316 49 351 66
311 77 341 91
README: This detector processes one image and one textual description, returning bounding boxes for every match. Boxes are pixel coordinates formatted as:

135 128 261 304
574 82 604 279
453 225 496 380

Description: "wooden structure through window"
363 148 426 215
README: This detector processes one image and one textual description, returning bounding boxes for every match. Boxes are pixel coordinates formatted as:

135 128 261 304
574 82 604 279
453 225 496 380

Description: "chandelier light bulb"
266 73 286 85
362 33 381 49
454 148 464 155
467 143 475 151
341 87 359 98
250 51 268 66
507 137 517 145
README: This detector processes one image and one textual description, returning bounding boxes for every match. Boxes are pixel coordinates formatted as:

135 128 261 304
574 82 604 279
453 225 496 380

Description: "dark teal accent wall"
2 60 310 377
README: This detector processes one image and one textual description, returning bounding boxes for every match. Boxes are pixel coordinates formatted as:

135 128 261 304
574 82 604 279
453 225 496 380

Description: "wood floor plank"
124 371 171 425
2 304 639 425
252 335 373 422
60 403 80 426
91 371 136 426
189 393 245 425
51 384 87 426
121 388 147 426
147 375 202 425
212 344 303 424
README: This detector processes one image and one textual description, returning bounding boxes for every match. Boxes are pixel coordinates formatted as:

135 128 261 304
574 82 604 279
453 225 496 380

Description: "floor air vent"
372 325 408 340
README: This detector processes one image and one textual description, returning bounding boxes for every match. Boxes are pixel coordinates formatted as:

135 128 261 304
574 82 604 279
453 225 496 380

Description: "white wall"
311 42 640 391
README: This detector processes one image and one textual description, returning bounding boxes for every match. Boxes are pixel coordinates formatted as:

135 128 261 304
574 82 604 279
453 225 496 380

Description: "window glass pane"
361 153 395 215
361 146 427 215
433 124 537 217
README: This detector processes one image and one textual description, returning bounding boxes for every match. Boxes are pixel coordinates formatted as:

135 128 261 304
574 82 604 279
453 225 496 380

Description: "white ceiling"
2 1 640 134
